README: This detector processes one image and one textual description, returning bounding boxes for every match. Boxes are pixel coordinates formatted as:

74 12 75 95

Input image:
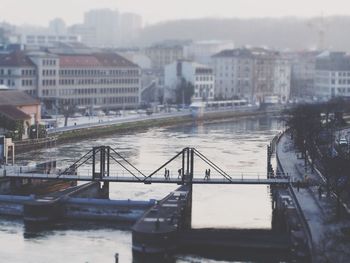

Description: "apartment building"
144 42 185 71
164 60 215 103
0 51 141 110
183 40 234 65
288 51 320 98
314 51 350 99
17 34 80 47
212 49 254 100
0 51 38 96
212 48 291 103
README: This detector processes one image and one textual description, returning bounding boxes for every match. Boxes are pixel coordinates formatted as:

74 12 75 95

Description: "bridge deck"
1 173 290 185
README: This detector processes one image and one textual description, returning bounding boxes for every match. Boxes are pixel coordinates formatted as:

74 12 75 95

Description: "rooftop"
0 90 40 106
59 53 137 68
0 105 30 120
0 51 35 67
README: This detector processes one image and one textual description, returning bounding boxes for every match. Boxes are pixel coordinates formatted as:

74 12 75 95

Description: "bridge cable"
57 148 100 178
144 148 187 181
108 154 143 181
193 148 233 181
109 147 146 177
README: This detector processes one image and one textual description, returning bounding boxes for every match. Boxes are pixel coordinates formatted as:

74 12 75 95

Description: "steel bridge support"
92 146 110 198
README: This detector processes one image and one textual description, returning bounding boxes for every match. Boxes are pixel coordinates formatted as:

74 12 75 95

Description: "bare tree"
58 100 77 127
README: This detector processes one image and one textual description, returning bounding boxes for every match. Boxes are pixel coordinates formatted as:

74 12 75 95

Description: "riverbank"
15 107 283 154
276 131 350 262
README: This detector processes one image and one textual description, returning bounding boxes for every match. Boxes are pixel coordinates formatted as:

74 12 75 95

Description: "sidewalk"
277 132 350 262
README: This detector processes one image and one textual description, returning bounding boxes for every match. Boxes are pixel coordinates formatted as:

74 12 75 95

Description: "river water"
1 116 282 263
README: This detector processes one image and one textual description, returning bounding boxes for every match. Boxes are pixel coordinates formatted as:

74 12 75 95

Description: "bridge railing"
74 167 291 181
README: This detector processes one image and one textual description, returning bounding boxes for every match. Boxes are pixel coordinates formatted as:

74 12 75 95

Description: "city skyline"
1 0 350 26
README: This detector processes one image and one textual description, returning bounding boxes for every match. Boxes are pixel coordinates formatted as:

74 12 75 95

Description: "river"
1 115 282 263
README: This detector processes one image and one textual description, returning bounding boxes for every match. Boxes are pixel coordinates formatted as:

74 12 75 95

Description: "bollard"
114 253 119 263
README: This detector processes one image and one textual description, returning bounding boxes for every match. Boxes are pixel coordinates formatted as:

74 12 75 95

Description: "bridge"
0 145 311 262
1 146 290 185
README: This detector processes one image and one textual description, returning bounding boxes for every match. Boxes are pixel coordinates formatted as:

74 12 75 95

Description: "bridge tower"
92 146 111 198
181 147 194 229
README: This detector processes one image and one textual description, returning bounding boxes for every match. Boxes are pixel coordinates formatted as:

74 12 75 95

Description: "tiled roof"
0 105 30 120
59 55 101 67
59 53 138 68
0 90 40 106
94 53 137 67
0 51 35 67
212 48 253 58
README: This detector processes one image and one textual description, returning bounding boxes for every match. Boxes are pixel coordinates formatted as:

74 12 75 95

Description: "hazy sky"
1 0 350 26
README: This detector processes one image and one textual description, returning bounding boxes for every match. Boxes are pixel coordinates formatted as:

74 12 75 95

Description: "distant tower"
49 18 67 35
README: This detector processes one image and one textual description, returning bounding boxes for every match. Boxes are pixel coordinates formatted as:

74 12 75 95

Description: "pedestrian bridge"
1 146 291 186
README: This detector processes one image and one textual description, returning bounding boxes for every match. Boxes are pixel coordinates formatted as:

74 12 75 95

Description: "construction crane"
307 14 329 50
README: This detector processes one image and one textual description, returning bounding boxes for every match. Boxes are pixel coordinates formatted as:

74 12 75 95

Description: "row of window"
60 96 139 106
194 91 214 98
195 84 213 90
42 60 57 66
0 69 12 76
42 69 57 76
337 88 350 93
0 79 14 86
58 87 139 96
334 79 350 85
332 72 350 77
195 76 214 81
21 69 36 76
59 69 139 76
59 78 139 86
42 79 56 86
22 79 34 86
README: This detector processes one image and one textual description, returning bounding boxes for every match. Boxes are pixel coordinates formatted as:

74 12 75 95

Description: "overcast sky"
1 0 350 26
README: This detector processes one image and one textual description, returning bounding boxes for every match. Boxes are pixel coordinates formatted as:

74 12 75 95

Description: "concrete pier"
132 185 192 254
0 182 154 224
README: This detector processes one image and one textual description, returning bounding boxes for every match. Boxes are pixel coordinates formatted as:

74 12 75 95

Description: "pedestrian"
318 186 322 199
204 169 208 180
178 168 182 179
167 169 170 180
296 180 300 192
208 169 211 180
164 168 167 179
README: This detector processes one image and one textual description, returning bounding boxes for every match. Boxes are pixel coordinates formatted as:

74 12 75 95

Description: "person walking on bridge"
178 168 182 179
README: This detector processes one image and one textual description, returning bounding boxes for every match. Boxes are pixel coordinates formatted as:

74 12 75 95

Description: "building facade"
289 51 320 98
212 48 291 103
164 60 215 103
144 42 185 72
17 34 80 47
183 40 234 65
0 51 141 110
314 51 350 99
0 89 41 139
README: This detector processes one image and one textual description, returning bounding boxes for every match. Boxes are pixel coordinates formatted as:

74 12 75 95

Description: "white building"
184 40 234 65
273 58 292 103
164 60 215 103
314 51 350 99
212 48 291 103
212 49 254 100
0 51 141 110
17 34 80 47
